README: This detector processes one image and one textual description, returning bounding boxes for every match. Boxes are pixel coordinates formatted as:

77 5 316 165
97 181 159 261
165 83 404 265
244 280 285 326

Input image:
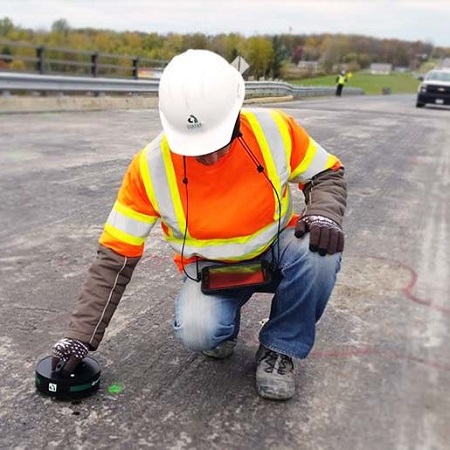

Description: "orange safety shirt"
99 108 341 270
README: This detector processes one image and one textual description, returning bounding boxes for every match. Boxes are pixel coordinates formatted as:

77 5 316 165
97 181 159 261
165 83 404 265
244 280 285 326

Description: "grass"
291 72 421 95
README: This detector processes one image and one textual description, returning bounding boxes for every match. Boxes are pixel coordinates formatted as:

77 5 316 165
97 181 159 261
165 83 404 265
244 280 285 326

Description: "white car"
416 69 450 108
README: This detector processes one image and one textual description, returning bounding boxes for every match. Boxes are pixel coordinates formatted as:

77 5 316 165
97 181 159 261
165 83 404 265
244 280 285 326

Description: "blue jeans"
173 227 342 359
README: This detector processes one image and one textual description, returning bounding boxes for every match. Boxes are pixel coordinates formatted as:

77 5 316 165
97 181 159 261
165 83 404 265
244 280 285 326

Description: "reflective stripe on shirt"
104 200 156 246
290 137 339 182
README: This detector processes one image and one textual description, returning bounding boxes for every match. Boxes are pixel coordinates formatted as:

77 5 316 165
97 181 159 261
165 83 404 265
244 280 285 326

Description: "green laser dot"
108 383 124 395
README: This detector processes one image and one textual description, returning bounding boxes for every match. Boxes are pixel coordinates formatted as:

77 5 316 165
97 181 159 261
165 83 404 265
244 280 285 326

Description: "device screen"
203 262 269 291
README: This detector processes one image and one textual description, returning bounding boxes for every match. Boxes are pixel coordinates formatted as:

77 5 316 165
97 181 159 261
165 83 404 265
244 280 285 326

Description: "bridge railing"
0 72 364 99
0 40 167 79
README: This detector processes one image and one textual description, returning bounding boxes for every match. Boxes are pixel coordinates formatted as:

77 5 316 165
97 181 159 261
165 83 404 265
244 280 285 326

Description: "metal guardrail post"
132 57 139 80
36 46 45 74
91 52 99 77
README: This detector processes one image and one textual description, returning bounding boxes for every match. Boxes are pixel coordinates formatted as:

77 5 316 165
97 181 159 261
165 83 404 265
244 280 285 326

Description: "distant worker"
335 70 348 97
50 49 347 401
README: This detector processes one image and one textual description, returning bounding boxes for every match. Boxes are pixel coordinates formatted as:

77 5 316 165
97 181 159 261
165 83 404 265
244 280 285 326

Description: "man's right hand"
51 337 89 375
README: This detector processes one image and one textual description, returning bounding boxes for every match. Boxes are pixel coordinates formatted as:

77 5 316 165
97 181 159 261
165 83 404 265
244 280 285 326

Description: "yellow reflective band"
113 201 156 224
326 154 339 169
161 137 187 237
107 209 154 239
168 218 274 248
104 223 146 246
244 111 280 190
268 110 292 220
291 137 317 180
140 146 160 216
292 139 339 181
269 110 292 173
163 200 293 261
243 110 281 220
169 238 274 262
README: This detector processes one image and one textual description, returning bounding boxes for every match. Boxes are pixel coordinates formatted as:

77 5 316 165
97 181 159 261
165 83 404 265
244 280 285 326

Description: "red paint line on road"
370 256 450 316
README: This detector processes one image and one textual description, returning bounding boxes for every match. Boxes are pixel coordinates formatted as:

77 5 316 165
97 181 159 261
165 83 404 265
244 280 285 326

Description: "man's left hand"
51 337 89 375
295 215 344 256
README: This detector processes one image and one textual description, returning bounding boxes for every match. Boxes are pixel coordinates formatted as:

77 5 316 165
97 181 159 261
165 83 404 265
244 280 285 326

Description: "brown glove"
51 337 89 376
295 215 344 256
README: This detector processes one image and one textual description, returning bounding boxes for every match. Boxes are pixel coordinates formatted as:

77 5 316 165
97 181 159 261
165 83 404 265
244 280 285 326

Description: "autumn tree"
210 33 245 62
271 35 286 79
51 19 70 36
291 46 304 64
243 36 274 79
320 35 353 72
182 33 209 51
0 17 14 37
159 33 185 60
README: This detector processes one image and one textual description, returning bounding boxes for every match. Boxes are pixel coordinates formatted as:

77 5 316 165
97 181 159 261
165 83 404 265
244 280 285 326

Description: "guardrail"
0 72 364 99
0 72 159 94
0 40 167 78
245 80 363 98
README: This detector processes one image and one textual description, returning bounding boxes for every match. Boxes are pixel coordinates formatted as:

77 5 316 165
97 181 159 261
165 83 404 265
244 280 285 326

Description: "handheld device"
201 261 271 294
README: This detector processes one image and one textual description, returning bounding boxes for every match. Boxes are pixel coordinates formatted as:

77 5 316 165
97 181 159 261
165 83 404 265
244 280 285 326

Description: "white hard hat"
158 49 245 156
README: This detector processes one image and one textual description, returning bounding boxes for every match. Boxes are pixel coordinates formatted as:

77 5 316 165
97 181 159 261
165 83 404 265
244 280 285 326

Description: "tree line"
1 17 449 80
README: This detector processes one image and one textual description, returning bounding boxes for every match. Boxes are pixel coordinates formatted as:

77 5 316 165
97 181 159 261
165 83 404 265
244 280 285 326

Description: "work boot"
202 338 237 359
255 345 295 400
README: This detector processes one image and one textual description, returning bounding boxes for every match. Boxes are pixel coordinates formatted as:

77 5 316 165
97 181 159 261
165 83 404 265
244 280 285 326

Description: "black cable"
179 132 282 280
180 123 242 282
180 156 200 282
238 136 282 269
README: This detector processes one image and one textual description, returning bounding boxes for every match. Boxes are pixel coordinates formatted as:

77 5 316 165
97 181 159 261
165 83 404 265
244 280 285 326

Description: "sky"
2 0 450 47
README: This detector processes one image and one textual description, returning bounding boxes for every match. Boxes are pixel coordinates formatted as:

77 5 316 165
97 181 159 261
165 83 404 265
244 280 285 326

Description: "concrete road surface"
0 95 449 450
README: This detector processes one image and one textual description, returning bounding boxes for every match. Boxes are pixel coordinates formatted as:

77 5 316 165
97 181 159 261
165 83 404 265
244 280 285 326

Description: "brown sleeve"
65 244 141 350
301 167 347 226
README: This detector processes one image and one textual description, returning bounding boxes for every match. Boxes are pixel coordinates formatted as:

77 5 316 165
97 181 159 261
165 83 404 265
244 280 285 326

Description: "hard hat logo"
186 115 203 130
